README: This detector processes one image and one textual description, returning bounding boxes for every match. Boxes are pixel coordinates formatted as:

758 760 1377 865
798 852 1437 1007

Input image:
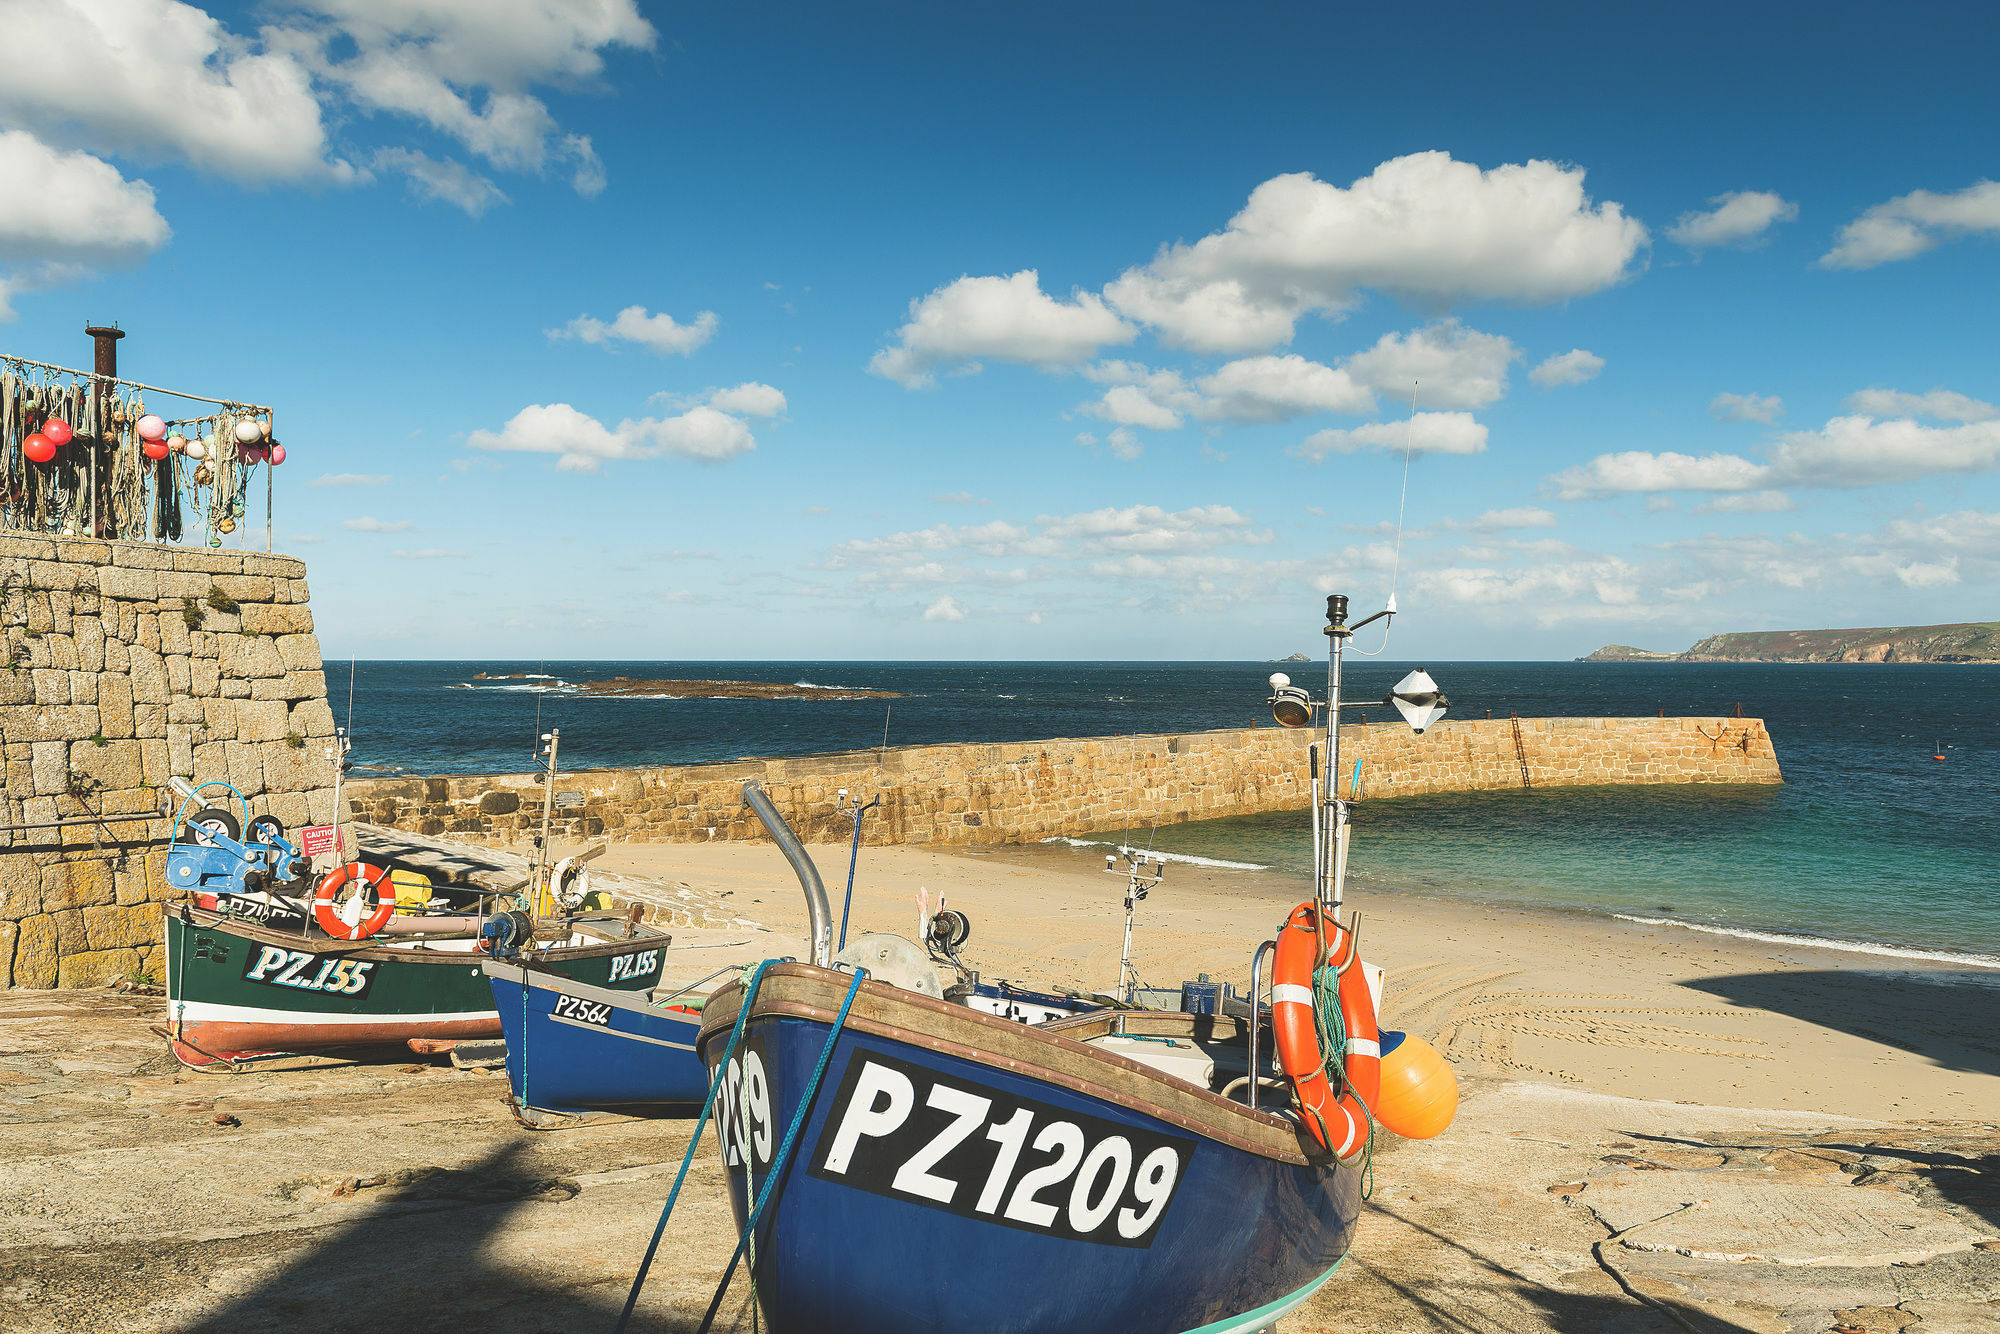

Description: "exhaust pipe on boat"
742 780 833 967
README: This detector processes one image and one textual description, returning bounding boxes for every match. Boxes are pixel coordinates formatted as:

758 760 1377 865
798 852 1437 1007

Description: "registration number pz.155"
738 1048 1192 1248
244 945 375 997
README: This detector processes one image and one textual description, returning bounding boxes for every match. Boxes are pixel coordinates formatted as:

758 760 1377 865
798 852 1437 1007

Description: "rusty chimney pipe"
85 324 124 379
83 324 124 537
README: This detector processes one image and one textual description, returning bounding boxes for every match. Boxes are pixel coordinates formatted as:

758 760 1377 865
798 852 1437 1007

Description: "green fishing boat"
161 905 669 1068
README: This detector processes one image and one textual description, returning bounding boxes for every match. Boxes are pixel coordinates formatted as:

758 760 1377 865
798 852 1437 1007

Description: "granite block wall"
0 533 341 988
346 714 1781 853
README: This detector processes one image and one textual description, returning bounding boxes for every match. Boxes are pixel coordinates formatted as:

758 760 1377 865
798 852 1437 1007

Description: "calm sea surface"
336 660 2000 964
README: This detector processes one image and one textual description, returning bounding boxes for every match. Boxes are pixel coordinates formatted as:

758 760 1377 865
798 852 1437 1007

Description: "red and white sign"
300 824 339 858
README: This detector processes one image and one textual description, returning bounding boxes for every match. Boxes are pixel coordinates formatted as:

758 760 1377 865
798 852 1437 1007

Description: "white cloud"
1471 506 1557 530
1195 354 1376 421
1023 611 1043 625
343 516 415 532
1294 411 1488 460
311 473 391 487
922 595 965 622
1040 504 1260 553
467 401 756 473
1529 349 1604 389
1666 191 1798 249
1843 388 1996 423
1549 450 1770 499
1821 180 2000 269
1090 382 1188 430
705 382 787 417
1710 392 1783 423
273 0 652 188
0 0 342 183
1080 354 1370 428
870 270 1134 387
1105 427 1143 461
1103 152 1647 354
371 147 506 215
1692 490 1795 515
1345 320 1517 408
391 548 466 558
1765 415 2000 488
550 305 718 356
0 130 170 315
1551 406 2000 497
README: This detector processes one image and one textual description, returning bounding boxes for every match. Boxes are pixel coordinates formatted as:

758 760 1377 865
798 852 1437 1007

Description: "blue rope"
696 965 868 1333
612 959 778 1334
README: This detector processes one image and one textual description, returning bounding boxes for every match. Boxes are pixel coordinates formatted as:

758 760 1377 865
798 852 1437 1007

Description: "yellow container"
388 869 432 915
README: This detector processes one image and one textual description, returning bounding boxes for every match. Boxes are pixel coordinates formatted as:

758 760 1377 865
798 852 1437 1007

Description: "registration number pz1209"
799 1048 1191 1248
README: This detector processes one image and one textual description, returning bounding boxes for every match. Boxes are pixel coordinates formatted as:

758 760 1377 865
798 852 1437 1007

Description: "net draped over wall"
1 354 275 550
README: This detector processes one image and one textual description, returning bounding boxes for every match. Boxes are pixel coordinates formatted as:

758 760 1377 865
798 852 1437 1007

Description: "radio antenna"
1353 380 1416 658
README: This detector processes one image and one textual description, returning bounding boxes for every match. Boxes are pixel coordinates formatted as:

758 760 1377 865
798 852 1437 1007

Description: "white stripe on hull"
170 999 496 1027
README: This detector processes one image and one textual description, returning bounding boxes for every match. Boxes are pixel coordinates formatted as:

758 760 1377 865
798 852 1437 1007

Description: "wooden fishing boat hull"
695 963 1360 1334
161 907 668 1065
485 962 709 1124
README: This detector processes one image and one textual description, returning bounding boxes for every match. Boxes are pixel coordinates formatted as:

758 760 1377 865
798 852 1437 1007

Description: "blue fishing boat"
622 596 1462 1333
485 961 715 1127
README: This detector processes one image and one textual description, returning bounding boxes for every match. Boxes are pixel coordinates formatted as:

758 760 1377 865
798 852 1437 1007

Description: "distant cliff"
1578 644 1679 662
1579 622 2000 664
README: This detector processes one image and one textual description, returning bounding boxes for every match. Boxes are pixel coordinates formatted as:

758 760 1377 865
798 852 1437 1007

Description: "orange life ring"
314 863 396 940
1270 901 1381 1159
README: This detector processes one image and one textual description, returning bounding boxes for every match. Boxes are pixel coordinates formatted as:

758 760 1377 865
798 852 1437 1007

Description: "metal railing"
2 330 279 553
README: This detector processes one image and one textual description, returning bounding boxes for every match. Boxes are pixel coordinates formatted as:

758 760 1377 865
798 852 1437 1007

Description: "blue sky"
3 1 1997 660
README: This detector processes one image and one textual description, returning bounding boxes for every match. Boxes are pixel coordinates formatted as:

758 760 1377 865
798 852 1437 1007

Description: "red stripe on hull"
169 1015 503 1064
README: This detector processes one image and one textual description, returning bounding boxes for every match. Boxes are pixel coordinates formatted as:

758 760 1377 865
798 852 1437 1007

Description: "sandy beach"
1 836 1994 1334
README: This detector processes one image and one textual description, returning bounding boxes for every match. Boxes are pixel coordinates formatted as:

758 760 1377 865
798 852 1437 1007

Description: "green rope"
1312 963 1376 1198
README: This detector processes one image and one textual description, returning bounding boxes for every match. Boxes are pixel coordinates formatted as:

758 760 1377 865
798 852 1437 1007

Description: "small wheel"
187 807 241 845
929 908 972 951
248 815 285 845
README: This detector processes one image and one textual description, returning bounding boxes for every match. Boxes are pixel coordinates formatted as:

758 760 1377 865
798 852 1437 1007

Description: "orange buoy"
1372 1029 1459 1140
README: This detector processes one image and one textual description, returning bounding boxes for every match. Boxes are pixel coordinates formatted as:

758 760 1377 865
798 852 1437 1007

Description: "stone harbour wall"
346 714 1781 852
0 533 341 988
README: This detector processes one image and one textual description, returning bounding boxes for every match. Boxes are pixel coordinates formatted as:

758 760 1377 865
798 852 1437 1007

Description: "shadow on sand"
175 1140 746 1334
1355 1203 1758 1333
1683 968 2000 1081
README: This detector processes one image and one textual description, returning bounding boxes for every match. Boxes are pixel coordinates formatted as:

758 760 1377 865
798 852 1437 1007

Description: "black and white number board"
804 1048 1192 1248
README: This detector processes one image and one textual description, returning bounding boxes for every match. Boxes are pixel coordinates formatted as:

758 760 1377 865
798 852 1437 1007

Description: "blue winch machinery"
164 778 314 904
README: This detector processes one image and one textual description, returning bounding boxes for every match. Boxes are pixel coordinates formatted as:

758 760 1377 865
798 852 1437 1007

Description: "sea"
334 660 2000 968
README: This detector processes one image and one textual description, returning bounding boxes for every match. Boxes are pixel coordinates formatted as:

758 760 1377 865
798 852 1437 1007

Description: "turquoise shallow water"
343 659 2000 964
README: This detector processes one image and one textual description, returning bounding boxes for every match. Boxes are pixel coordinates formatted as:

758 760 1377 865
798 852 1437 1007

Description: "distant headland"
1579 621 2000 664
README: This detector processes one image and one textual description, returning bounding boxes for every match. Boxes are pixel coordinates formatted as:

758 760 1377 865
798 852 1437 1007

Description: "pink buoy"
42 418 73 447
165 435 187 454
136 415 166 441
240 443 267 464
142 437 171 460
267 443 286 465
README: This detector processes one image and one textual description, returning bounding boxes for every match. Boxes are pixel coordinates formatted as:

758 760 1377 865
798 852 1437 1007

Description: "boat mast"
1321 594 1348 921
534 728 560 916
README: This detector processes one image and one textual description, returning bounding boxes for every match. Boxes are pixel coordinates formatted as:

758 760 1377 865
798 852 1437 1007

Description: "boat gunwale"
167 904 670 962
697 963 1324 1167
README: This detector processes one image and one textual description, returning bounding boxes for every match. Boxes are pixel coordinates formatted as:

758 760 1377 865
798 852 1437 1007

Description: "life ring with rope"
1270 901 1380 1160
313 863 397 940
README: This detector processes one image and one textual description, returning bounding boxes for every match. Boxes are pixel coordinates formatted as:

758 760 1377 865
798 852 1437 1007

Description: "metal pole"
1247 939 1275 1111
1323 594 1350 920
742 779 833 968
535 729 560 914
